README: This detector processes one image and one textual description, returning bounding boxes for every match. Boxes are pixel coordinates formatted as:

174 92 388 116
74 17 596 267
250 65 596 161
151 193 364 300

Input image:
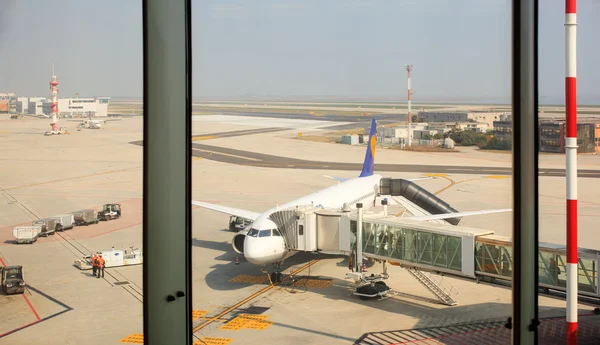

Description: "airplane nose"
243 236 263 264
243 235 285 265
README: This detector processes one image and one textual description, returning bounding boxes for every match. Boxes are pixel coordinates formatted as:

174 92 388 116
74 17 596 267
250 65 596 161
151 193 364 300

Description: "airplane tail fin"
359 118 377 177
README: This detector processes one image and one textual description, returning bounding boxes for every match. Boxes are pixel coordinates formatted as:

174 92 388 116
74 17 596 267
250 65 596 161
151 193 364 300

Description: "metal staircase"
405 266 459 306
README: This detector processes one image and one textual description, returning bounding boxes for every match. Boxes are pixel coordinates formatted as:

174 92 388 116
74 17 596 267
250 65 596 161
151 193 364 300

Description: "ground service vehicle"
12 225 42 244
229 216 251 231
97 204 121 221
50 214 75 231
32 218 57 237
74 246 143 270
0 265 25 294
44 127 68 135
72 209 99 225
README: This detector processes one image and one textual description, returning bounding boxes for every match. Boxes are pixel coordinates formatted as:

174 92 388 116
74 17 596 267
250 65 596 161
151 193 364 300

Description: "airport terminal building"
42 97 110 118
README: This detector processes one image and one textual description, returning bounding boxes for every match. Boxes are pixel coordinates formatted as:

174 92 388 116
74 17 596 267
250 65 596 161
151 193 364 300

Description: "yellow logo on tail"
370 135 376 157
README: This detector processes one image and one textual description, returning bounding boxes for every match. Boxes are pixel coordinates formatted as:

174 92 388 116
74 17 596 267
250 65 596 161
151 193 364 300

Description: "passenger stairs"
404 266 458 306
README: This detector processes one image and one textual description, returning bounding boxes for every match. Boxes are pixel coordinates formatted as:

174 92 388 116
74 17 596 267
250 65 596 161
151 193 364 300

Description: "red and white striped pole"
49 64 59 131
405 64 413 147
565 0 578 343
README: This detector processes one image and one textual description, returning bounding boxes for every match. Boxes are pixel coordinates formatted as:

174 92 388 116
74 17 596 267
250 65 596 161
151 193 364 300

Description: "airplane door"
296 219 305 251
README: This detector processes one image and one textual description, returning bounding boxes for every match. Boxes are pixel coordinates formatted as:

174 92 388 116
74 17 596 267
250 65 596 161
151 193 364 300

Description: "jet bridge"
269 202 600 306
351 212 600 305
269 204 352 254
379 178 462 225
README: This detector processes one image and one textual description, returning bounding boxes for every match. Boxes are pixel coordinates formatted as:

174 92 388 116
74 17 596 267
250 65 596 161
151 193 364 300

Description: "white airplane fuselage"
238 173 382 266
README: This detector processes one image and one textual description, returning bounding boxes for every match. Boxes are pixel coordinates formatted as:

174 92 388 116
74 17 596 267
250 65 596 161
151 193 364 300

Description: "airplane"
192 118 511 282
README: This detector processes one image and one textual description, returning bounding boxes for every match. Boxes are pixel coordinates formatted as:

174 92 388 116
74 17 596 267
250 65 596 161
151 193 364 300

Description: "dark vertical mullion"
143 0 192 344
510 0 539 344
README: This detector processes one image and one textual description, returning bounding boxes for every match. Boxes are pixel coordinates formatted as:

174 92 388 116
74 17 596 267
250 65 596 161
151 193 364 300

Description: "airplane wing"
404 208 512 221
407 177 433 182
324 175 347 182
324 176 433 183
191 200 261 221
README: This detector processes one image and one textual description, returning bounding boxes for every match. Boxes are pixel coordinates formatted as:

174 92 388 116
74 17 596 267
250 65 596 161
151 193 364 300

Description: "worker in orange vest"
96 254 106 278
91 252 99 276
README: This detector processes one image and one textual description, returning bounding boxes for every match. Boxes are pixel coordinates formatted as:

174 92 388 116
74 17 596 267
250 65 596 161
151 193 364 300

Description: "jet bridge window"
298 225 304 235
259 230 271 237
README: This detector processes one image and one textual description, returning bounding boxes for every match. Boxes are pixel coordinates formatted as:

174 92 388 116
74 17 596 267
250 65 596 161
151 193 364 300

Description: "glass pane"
577 258 598 294
539 252 562 287
432 234 447 268
448 237 462 271
404 228 418 262
417 231 433 265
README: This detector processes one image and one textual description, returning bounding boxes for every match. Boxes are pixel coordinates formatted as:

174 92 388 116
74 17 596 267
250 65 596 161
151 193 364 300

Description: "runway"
129 140 600 178
194 111 404 130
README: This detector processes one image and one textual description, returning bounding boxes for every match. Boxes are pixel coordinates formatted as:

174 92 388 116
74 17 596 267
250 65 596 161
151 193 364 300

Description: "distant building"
42 97 110 118
417 111 509 128
539 122 597 153
414 130 439 139
492 121 512 140
16 97 29 113
426 122 455 134
28 97 47 115
0 92 17 113
493 120 600 153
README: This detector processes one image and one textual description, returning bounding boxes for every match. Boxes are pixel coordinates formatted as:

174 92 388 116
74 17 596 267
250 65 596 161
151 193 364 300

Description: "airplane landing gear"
265 261 284 284
270 272 283 284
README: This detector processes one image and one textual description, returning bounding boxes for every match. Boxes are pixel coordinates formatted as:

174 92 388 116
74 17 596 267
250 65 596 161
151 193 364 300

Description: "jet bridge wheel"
356 281 390 300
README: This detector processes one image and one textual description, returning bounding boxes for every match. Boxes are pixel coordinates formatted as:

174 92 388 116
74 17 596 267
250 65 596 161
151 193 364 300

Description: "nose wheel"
263 262 284 284
270 272 283 283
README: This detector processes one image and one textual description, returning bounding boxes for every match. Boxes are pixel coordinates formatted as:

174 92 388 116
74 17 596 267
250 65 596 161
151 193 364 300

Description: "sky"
0 0 599 103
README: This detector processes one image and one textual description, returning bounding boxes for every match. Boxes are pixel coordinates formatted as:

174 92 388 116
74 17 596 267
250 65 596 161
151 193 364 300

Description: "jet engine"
232 227 249 254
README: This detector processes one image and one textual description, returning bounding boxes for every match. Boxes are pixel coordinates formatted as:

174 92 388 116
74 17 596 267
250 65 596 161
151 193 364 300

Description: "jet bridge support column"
356 203 364 273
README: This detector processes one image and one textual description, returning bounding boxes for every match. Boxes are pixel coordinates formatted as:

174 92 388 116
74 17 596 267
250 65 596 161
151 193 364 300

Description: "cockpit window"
248 228 259 237
272 229 281 236
258 230 271 237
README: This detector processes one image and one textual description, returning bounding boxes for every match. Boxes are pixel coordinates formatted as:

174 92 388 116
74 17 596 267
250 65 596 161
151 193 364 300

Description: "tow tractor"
229 216 252 231
98 203 121 221
0 265 25 295
44 127 68 136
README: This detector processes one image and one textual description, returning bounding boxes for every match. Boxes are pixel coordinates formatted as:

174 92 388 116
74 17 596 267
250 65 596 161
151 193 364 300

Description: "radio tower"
49 64 59 131
565 0 578 343
405 64 413 147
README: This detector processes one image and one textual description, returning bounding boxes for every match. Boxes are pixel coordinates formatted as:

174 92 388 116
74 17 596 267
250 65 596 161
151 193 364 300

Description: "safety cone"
362 262 367 272
235 256 239 265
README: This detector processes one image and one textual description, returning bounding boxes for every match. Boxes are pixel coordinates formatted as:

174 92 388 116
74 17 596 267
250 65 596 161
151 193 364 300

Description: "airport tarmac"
1 116 599 345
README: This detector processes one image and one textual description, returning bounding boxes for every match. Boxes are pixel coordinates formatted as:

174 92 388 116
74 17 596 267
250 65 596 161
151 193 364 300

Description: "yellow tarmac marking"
192 309 209 320
424 173 448 177
193 338 233 345
192 135 217 141
291 278 333 289
193 259 320 333
229 274 269 284
192 152 213 161
432 176 456 196
119 334 144 343
485 175 510 179
220 314 272 331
